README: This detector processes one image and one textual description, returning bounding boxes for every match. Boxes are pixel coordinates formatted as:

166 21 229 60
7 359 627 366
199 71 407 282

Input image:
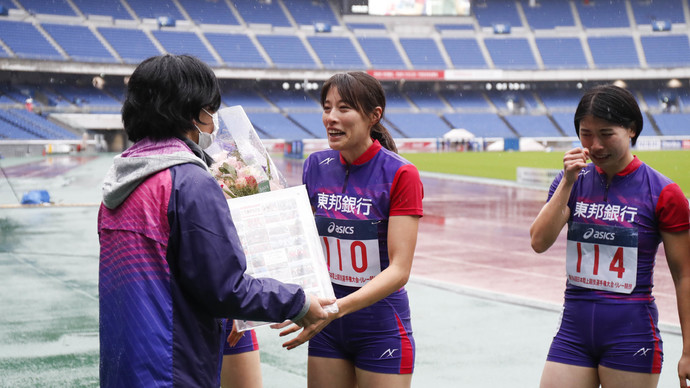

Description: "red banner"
367 70 445 80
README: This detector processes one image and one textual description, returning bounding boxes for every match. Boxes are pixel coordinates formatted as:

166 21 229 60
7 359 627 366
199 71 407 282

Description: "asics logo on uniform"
583 228 615 241
319 157 335 165
633 347 651 357
327 222 355 235
579 169 590 176
379 348 398 359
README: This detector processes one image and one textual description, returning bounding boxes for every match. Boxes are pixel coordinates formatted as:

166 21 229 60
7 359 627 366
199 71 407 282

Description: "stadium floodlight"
282 82 290 90
667 79 682 88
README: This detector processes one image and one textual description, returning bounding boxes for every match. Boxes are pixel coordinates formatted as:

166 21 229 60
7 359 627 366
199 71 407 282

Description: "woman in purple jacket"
98 54 330 388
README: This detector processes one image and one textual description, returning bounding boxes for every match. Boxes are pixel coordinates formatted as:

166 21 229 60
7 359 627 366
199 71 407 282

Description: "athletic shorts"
308 287 415 374
222 320 259 356
547 299 663 373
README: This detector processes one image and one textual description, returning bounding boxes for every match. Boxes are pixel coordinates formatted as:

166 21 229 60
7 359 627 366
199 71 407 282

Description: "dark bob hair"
574 84 643 146
122 54 221 142
320 72 398 153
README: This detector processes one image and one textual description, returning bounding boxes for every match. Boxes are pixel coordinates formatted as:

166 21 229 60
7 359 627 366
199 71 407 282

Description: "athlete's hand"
562 147 589 184
679 353 690 388
225 320 244 347
276 295 337 350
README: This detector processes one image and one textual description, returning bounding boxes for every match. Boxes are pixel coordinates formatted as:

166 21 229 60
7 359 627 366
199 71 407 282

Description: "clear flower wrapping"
208 106 338 331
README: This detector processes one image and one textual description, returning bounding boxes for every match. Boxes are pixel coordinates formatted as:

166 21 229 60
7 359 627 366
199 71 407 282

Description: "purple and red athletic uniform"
546 156 689 373
302 140 424 374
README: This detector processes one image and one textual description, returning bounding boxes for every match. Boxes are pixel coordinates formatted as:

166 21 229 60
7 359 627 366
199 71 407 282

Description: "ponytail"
371 122 397 153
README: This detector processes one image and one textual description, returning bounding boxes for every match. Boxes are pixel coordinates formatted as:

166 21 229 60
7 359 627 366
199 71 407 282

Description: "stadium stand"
71 0 133 20
41 24 116 63
1 0 690 148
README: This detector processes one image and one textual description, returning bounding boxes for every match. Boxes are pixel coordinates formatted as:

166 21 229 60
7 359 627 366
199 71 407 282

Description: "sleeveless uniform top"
302 140 423 294
548 156 689 303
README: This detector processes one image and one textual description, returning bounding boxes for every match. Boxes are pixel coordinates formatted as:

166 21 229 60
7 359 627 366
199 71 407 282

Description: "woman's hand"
225 320 244 347
562 147 589 184
272 296 336 350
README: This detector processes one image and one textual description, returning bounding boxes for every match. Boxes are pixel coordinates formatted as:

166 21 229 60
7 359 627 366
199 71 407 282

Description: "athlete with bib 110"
277 71 424 388
530 84 690 388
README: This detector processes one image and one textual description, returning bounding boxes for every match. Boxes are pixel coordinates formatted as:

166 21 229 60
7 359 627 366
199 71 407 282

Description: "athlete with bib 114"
530 84 690 388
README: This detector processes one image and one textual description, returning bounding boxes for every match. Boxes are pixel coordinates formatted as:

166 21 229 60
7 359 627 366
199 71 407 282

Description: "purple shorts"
222 320 258 356
547 299 663 373
308 286 414 374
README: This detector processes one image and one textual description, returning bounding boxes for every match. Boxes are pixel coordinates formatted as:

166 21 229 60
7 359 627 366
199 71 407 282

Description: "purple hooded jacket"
98 137 307 387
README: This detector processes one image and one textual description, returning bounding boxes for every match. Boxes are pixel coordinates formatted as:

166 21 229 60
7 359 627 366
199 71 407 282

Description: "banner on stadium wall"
367 70 445 80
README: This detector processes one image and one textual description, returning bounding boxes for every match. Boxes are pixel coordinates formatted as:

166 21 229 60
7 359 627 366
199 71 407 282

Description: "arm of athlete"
530 147 589 253
278 215 420 350
661 230 690 388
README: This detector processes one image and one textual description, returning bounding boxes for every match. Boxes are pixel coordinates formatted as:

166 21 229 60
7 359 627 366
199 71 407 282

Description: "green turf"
401 150 690 195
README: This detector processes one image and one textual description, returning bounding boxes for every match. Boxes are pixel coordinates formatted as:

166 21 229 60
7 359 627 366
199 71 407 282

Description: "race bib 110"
566 222 638 294
316 217 381 287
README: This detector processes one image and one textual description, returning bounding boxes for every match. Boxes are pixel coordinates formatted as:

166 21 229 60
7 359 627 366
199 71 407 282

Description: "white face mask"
196 108 219 149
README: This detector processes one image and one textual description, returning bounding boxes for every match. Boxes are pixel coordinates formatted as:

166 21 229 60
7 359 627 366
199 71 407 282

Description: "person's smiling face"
322 86 376 163
578 115 635 176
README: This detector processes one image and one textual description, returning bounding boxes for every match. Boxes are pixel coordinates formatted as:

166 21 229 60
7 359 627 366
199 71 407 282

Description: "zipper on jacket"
603 181 609 202
341 165 350 193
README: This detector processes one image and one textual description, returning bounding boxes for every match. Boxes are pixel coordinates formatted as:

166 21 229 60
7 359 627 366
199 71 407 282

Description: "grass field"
402 150 690 196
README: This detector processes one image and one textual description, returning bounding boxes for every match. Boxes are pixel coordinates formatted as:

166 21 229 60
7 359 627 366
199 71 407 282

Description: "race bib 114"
316 217 381 287
566 222 638 294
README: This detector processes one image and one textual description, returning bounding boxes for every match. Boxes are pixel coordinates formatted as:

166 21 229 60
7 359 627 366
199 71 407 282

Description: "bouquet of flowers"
208 106 287 198
208 106 337 332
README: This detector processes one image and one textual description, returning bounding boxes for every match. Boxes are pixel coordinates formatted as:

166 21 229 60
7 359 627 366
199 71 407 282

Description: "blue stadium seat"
42 24 116 63
520 0 575 29
536 38 588 69
18 0 76 16
473 0 522 28
652 113 690 135
440 90 491 111
347 23 386 30
399 38 446 69
484 38 537 69
177 0 239 25
126 0 183 20
53 85 121 107
0 20 64 60
576 0 629 28
357 37 406 69
405 89 448 110
631 0 684 25
307 36 365 69
256 35 316 69
641 35 690 68
247 112 315 139
288 112 324 137
539 90 582 111
385 113 452 138
152 30 219 66
221 89 273 109
442 38 488 69
503 115 563 137
98 27 161 64
487 90 539 112
262 89 320 110
382 88 414 110
443 113 516 138
71 0 132 20
205 33 267 68
283 0 338 26
233 0 291 27
551 112 577 136
588 36 639 68
435 24 474 31
0 109 77 139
